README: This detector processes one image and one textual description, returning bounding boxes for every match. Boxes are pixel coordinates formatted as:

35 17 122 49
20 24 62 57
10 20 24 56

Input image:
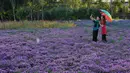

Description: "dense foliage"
0 0 130 21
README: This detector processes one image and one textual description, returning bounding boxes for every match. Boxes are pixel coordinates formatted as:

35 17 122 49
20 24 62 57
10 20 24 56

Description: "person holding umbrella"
100 15 107 42
90 14 100 42
100 9 113 42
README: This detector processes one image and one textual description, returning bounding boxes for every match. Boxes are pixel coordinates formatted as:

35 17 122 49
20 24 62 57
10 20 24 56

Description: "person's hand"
90 14 93 17
90 14 94 20
101 25 103 27
100 24 103 27
90 15 92 18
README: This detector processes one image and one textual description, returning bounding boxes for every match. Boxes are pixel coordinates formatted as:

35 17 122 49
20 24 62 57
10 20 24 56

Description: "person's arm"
99 21 103 27
90 14 95 20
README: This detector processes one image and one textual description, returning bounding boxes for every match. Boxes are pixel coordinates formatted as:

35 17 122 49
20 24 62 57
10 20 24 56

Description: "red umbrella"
100 9 113 22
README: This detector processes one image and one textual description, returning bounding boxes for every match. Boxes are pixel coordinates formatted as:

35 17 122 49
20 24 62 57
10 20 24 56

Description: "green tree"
96 0 110 10
112 0 121 14
109 0 113 15
27 0 37 20
10 0 16 21
0 0 4 21
27 1 33 20
60 0 81 9
16 6 29 20
33 0 41 20
128 0 130 13
81 0 94 8
39 0 47 20
129 0 130 6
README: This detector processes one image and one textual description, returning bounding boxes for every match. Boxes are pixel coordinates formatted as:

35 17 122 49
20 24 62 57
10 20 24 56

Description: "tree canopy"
0 0 129 21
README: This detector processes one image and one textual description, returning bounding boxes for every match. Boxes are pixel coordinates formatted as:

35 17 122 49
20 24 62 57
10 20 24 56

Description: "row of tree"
0 0 130 21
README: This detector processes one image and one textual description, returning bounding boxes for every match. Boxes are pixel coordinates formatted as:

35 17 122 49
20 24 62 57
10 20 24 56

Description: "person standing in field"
90 14 100 42
100 15 107 42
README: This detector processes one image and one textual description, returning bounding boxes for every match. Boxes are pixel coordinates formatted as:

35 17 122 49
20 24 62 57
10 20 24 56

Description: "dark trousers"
93 30 98 42
102 34 107 42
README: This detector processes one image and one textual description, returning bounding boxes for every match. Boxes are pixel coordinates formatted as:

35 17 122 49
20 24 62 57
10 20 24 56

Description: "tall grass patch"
0 21 76 30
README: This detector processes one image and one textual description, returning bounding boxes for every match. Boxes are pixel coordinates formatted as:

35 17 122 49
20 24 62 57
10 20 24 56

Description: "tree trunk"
0 1 4 22
31 9 33 21
1 14 3 22
37 12 40 20
13 8 16 21
10 0 16 21
42 6 44 20
110 0 113 15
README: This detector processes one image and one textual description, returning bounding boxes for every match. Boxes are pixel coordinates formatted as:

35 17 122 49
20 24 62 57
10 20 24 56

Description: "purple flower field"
0 20 130 73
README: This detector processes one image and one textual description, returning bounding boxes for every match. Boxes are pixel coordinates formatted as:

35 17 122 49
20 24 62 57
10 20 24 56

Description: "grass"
110 39 116 43
84 27 88 32
118 36 123 41
0 20 76 30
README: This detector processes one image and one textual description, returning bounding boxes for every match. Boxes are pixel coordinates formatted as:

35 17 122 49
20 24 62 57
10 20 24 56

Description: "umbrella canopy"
100 9 113 22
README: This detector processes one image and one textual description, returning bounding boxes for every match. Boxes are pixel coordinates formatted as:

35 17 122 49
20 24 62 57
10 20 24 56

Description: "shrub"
49 7 73 20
